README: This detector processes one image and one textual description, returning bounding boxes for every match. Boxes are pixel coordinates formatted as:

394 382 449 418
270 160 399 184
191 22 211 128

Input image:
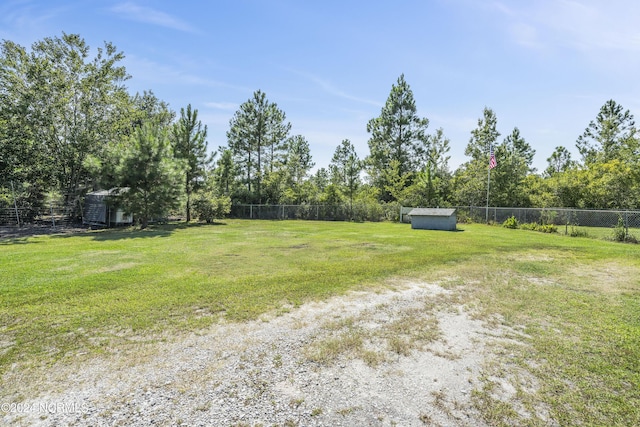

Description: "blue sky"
2 0 640 173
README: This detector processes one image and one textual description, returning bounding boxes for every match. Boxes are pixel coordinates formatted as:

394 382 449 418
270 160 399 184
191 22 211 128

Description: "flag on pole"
489 145 497 169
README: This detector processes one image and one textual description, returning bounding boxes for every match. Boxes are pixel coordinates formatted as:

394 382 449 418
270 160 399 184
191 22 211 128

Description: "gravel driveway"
3 282 499 426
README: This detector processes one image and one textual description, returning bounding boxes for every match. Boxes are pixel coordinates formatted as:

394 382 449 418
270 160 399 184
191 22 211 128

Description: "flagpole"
485 145 495 223
485 160 491 223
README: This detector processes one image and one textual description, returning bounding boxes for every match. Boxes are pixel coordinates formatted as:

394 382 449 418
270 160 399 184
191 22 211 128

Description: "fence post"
50 201 56 230
625 211 629 236
10 181 20 227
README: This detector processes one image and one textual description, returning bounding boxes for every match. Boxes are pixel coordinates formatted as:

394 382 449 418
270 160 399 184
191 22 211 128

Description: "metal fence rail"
230 204 401 222
232 204 640 229
4 202 639 229
0 202 81 226
457 206 640 229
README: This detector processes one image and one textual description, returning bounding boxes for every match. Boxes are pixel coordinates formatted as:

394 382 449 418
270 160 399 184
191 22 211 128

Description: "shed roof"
407 208 456 217
86 188 128 197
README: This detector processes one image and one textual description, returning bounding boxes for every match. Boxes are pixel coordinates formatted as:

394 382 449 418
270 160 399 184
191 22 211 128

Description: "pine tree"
576 99 636 164
366 74 429 201
227 90 291 203
172 104 209 221
545 146 575 176
330 139 362 215
492 127 535 206
465 107 500 161
454 107 500 206
116 121 184 229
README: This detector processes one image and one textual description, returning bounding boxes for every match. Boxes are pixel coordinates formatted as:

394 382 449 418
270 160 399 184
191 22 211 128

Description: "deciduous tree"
0 33 131 203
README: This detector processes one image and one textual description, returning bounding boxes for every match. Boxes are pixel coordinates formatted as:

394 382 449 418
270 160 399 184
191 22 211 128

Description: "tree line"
2 34 639 226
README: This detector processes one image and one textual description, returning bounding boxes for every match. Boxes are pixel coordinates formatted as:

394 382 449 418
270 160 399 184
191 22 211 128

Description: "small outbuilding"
407 208 457 231
83 189 133 227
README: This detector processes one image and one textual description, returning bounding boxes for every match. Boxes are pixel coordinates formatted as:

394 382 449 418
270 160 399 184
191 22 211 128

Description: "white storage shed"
407 208 457 231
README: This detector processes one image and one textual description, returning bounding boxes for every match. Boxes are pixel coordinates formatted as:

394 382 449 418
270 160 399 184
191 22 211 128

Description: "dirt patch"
1 282 506 426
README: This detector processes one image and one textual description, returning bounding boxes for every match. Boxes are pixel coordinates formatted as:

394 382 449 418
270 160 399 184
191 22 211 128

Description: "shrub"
192 192 231 223
611 216 638 243
568 226 589 238
537 224 557 233
502 216 519 229
456 211 474 224
519 222 557 233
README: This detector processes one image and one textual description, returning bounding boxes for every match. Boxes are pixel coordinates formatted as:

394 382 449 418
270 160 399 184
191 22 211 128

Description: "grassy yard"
1 220 639 425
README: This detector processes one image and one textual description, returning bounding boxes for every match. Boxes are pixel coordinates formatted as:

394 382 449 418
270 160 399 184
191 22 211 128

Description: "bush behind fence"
230 204 640 229
230 203 401 222
458 206 640 229
2 202 639 229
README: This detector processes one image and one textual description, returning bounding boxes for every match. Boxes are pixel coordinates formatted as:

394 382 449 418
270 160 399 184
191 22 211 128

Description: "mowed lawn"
1 219 639 425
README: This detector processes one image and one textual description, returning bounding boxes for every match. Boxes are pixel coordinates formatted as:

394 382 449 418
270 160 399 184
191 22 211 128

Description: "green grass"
557 224 640 240
1 219 640 425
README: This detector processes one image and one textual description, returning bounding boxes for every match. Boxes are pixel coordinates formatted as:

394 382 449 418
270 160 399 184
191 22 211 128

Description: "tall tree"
211 148 239 198
131 90 175 129
545 146 575 176
227 90 291 203
465 107 500 161
491 127 535 206
330 139 362 214
0 33 131 203
265 104 291 175
576 99 637 164
454 107 500 206
264 135 314 204
285 135 314 187
366 74 429 201
419 128 452 206
309 168 330 202
172 104 209 221
115 121 184 229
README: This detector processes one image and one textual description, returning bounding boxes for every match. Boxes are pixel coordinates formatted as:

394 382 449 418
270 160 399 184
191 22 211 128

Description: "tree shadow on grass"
0 237 42 245
50 221 227 241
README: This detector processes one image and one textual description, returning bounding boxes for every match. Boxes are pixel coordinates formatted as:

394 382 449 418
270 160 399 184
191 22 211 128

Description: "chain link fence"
230 203 401 222
4 199 639 230
456 206 640 229
0 201 82 227
232 204 640 229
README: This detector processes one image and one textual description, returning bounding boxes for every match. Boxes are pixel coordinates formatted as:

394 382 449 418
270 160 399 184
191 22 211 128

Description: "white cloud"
204 102 239 111
285 68 384 108
110 2 197 34
508 22 542 49
494 0 640 54
0 1 63 41
124 55 250 92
